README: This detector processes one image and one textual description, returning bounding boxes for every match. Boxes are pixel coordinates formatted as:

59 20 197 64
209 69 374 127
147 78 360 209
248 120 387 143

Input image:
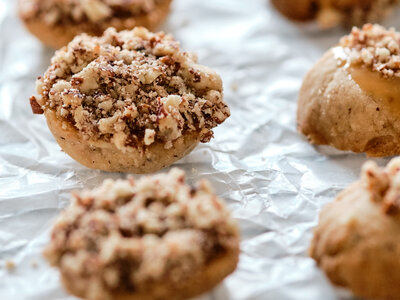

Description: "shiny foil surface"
1 0 399 299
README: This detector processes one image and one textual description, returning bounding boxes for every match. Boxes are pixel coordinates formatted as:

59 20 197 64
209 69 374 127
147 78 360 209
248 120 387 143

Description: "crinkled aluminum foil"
1 0 400 299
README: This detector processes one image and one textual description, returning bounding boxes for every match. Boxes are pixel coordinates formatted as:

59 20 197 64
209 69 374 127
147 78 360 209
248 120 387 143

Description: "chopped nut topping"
34 27 230 150
43 169 238 300
362 158 400 215
19 0 167 26
340 24 400 77
30 96 44 114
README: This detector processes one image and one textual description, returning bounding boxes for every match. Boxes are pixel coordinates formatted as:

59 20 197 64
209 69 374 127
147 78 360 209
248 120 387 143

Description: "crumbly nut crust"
361 158 400 215
43 169 238 300
19 0 167 26
340 24 400 77
32 27 229 151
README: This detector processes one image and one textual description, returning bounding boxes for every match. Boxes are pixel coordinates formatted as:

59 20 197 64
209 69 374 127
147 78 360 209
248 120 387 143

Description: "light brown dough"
45 109 200 173
310 158 400 300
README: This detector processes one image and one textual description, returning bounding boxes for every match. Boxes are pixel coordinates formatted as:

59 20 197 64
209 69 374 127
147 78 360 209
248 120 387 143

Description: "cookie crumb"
231 82 239 92
5 260 15 271
31 260 38 268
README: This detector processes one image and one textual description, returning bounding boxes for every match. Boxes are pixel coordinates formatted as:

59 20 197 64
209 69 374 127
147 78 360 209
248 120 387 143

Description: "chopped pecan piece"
30 96 44 114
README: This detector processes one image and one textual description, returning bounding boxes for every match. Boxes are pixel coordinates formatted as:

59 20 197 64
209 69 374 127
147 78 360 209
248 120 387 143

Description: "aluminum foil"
1 0 400 299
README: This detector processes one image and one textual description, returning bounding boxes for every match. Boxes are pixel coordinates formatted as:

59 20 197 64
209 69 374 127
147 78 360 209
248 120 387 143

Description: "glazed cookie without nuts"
43 169 240 300
18 0 172 49
310 158 400 300
30 27 230 173
298 24 400 156
271 0 399 28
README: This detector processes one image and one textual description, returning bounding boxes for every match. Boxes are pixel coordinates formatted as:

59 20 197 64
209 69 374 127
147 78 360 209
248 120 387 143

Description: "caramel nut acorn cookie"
310 158 400 300
298 24 400 157
18 0 173 49
271 0 398 28
43 169 240 300
30 27 230 173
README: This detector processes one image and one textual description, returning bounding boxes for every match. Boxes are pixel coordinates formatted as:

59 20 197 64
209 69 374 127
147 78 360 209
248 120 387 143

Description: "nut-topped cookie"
298 24 400 156
31 27 230 173
18 0 173 48
310 158 400 300
271 0 398 28
43 169 240 300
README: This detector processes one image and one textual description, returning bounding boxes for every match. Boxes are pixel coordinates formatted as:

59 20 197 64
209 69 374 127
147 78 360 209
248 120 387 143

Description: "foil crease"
1 0 399 299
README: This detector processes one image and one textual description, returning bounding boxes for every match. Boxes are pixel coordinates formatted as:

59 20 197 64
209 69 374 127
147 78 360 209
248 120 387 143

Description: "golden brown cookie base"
61 248 239 300
297 49 400 157
271 0 316 21
45 109 200 173
19 0 172 49
310 181 400 300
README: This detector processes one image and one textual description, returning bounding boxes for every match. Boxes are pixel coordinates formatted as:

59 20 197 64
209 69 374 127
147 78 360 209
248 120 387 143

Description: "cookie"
271 0 398 28
43 169 240 300
18 0 172 48
297 24 400 156
30 27 230 173
310 158 400 300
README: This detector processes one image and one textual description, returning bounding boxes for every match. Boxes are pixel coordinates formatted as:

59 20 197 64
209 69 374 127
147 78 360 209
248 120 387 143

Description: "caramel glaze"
333 46 400 115
349 66 400 115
